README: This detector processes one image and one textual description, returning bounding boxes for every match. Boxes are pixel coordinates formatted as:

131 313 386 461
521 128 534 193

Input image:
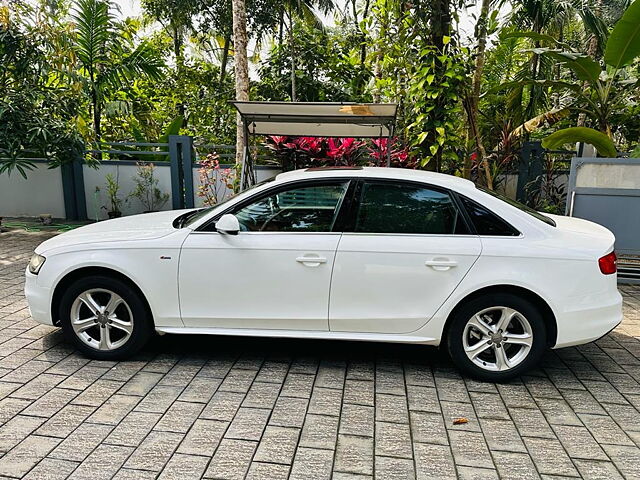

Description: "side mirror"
215 214 240 235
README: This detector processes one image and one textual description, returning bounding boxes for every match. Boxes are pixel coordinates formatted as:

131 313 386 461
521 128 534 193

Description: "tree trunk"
426 0 452 172
92 86 101 144
172 23 186 121
219 33 231 88
289 8 296 101
372 0 389 103
465 0 493 188
278 8 284 48
231 0 250 168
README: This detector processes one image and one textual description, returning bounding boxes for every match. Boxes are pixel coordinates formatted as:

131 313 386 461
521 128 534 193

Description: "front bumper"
553 291 623 349
24 270 54 326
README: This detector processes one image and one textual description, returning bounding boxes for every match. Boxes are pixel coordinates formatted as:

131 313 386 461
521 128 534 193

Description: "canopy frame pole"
240 119 254 191
386 123 393 167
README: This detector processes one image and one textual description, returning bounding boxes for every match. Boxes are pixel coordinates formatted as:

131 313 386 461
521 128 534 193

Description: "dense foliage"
1 0 639 186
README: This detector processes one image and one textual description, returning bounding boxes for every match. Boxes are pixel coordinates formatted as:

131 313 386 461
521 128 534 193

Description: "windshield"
178 177 277 228
479 187 556 227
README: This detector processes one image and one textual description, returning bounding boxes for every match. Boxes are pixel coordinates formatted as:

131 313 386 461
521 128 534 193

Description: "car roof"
275 167 477 191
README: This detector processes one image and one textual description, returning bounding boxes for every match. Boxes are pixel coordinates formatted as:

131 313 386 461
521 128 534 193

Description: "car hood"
35 210 192 254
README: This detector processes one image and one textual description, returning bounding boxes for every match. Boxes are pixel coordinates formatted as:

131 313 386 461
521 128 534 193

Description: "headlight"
28 254 46 275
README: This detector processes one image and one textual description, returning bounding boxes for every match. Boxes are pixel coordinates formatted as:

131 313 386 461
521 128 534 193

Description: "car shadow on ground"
145 332 449 367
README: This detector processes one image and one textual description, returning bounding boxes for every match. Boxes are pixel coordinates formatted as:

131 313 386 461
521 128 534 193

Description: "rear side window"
354 182 469 234
459 196 520 236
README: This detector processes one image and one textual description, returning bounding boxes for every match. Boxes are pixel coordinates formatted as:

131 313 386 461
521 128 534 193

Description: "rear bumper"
24 270 54 326
553 290 623 348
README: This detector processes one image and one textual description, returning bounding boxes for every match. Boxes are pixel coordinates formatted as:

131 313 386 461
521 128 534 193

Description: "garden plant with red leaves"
264 136 415 170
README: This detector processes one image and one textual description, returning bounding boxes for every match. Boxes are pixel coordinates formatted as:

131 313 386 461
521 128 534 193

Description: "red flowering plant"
325 138 366 166
265 135 416 170
197 152 237 207
264 135 305 170
367 138 416 169
293 137 326 166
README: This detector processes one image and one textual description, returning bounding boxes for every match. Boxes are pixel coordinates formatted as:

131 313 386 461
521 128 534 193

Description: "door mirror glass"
215 214 240 235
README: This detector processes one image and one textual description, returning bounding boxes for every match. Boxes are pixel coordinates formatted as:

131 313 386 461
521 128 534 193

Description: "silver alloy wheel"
462 306 533 372
70 288 133 351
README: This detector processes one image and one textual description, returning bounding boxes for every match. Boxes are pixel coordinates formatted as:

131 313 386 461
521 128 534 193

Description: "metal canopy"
230 101 397 138
229 101 398 189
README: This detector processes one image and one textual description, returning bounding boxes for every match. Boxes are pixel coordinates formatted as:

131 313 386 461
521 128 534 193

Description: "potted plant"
102 173 123 219
129 162 170 213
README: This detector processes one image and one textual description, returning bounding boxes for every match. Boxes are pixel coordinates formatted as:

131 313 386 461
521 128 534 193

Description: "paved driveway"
1 229 640 480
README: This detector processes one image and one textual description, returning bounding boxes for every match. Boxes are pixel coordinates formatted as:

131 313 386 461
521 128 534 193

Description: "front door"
179 180 351 330
329 180 482 334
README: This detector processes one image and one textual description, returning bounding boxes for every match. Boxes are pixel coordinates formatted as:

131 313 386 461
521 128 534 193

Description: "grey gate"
566 157 640 283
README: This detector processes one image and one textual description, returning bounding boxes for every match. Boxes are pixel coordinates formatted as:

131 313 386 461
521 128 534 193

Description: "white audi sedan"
25 167 622 381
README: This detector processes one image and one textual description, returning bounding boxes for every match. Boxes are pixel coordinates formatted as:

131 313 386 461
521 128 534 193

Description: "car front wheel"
58 275 152 360
446 293 547 382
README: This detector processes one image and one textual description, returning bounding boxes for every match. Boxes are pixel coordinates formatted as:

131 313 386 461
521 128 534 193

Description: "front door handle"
296 255 327 266
425 259 458 271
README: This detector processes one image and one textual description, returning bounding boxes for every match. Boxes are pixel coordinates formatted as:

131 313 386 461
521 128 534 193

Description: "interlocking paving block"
157 453 209 480
253 425 300 464
308 386 343 416
176 418 228 456
22 458 78 480
413 442 456 480
65 445 132 480
122 430 183 472
245 462 290 480
374 421 412 459
204 438 257 480
573 459 625 480
103 411 161 447
299 413 339 450
0 434 60 477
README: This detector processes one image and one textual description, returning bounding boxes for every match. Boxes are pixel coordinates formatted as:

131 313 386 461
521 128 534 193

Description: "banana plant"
498 0 640 156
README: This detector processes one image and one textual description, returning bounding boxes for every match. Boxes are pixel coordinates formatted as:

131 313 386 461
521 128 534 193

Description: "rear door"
329 179 482 334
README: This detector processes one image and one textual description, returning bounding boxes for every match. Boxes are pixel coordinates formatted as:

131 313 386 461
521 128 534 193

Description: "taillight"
598 251 617 275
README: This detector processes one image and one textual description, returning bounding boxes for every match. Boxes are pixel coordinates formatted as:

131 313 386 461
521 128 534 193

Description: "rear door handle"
425 259 458 271
296 255 327 266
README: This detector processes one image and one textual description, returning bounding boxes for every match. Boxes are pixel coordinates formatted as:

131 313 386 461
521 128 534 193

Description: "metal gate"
566 157 640 283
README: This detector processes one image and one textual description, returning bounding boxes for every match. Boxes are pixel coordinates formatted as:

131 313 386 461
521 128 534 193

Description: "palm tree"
72 0 163 143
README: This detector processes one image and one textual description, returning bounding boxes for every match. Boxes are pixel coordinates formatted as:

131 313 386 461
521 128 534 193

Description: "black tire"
446 293 547 382
58 275 152 360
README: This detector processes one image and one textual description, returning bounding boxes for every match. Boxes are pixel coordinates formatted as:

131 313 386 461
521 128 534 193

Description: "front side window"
233 182 349 232
354 182 468 234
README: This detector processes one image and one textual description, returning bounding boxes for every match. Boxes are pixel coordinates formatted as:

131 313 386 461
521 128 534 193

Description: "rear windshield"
479 187 556 227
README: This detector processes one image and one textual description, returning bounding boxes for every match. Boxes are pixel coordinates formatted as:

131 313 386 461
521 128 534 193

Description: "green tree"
71 0 164 143
508 0 640 155
0 13 83 177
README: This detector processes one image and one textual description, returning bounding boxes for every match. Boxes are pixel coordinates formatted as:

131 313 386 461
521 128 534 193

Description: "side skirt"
155 326 439 345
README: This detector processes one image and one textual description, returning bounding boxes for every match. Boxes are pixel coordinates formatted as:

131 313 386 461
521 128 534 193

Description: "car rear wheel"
446 293 547 382
58 275 152 360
